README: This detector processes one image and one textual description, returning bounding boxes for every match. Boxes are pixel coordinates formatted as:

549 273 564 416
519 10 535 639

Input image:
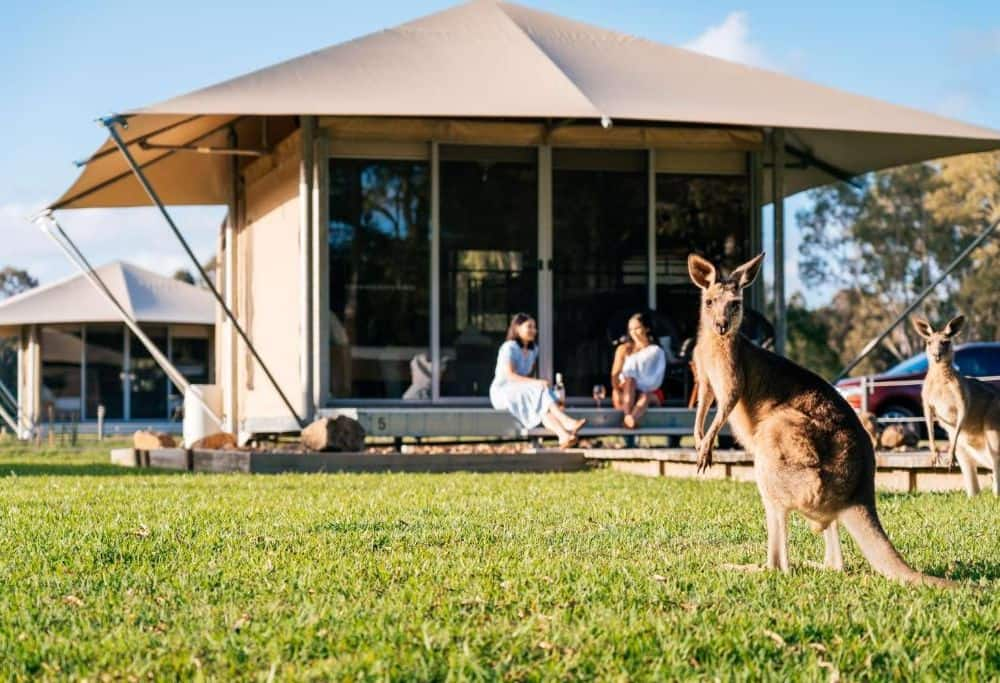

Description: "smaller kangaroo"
913 315 1000 497
689 252 954 587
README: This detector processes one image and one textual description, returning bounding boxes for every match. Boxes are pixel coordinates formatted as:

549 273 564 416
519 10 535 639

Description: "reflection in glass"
41 326 83 419
131 326 167 419
0 332 16 412
329 158 430 399
84 326 124 420
552 150 648 397
170 334 210 417
655 174 750 347
440 146 537 397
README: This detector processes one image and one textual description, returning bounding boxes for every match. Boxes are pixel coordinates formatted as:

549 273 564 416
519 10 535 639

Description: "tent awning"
49 0 1000 210
0 261 216 326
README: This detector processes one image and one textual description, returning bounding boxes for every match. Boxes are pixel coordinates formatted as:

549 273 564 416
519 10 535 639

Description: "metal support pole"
123 328 132 422
537 144 554 382
312 132 330 409
430 141 441 402
224 128 239 433
771 129 786 355
100 116 306 429
835 215 1000 381
80 324 87 421
748 150 765 313
647 148 657 310
299 116 315 422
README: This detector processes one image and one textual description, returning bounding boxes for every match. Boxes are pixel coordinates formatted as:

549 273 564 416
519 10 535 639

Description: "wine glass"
592 384 606 409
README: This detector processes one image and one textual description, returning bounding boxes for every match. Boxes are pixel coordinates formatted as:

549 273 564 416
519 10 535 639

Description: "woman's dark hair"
506 312 537 349
628 311 659 346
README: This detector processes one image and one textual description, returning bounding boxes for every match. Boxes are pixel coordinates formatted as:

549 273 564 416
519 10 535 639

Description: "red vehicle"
835 342 1000 428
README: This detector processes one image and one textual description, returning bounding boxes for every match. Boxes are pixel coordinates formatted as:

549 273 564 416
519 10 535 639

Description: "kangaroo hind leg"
986 427 1000 497
764 499 790 572
823 522 844 571
956 441 981 498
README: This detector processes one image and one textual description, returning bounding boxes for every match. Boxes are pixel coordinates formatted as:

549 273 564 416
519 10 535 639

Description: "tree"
796 152 1000 376
0 267 37 299
925 151 1000 341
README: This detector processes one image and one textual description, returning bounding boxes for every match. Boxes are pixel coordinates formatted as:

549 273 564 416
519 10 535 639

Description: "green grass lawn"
1 441 999 681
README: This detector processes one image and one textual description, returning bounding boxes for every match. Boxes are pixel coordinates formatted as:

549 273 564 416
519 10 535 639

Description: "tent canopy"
51 0 1000 210
0 261 215 327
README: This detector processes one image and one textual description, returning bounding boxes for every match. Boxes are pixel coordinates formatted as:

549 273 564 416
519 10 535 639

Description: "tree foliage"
791 152 1000 377
0 267 38 299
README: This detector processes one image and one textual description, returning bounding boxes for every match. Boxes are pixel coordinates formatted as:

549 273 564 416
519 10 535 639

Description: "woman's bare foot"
623 414 637 429
558 434 580 449
568 418 587 434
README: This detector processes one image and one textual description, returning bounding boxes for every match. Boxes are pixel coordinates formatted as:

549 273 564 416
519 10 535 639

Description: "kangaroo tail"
838 504 956 588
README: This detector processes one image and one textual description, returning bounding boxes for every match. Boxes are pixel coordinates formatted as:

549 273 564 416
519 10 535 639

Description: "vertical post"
312 130 330 410
16 326 25 438
430 141 441 402
224 130 239 434
97 404 105 441
166 327 173 420
771 129 787 355
537 144 554 382
28 325 40 437
299 116 315 423
80 325 87 421
123 328 132 422
647 148 657 310
748 150 765 313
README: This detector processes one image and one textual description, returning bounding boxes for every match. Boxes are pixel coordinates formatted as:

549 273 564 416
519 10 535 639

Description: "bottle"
554 372 566 408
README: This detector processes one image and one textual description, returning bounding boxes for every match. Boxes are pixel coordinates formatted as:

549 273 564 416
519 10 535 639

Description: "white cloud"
0 202 225 286
682 11 770 69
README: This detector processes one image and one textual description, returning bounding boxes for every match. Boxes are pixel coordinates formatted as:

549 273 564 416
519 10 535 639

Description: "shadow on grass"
0 461 176 477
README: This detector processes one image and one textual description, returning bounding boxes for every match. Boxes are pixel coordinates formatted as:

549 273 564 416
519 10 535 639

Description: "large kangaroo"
913 315 1000 497
689 253 953 587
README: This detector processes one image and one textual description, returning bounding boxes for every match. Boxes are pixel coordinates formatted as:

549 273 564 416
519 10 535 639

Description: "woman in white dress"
611 312 667 429
490 313 586 448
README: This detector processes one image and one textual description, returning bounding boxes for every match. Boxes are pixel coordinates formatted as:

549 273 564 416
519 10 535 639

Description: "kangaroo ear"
730 252 765 289
943 315 965 338
687 254 716 290
911 317 934 340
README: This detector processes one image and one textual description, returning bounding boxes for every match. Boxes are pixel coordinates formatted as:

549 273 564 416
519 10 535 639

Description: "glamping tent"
45 1 1000 440
0 262 214 437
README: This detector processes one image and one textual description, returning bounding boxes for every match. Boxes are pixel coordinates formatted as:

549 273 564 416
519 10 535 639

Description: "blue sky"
2 1 998 302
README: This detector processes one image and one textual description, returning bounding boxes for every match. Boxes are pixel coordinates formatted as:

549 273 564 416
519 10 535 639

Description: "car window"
956 348 1000 377
883 353 928 377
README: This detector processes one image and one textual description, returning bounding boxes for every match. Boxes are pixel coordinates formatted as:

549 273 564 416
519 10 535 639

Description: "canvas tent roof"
50 0 1000 210
0 261 215 327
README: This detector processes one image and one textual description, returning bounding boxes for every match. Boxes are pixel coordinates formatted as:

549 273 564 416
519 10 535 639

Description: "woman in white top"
490 313 586 448
611 312 667 429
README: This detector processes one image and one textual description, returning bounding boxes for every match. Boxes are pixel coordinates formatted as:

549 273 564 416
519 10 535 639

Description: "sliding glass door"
551 150 648 397
328 158 431 400
438 146 538 398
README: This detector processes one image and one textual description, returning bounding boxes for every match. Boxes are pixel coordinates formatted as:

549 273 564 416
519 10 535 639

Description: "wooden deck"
109 445 991 492
586 448 995 493
110 448 590 474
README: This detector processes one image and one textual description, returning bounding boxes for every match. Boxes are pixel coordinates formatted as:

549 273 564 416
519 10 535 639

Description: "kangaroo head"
912 315 965 364
688 253 764 338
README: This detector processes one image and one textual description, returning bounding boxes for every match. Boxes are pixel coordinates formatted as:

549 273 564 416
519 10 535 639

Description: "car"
836 342 1000 431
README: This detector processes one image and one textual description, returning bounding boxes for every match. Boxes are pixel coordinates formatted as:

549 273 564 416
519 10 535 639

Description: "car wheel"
877 404 930 439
